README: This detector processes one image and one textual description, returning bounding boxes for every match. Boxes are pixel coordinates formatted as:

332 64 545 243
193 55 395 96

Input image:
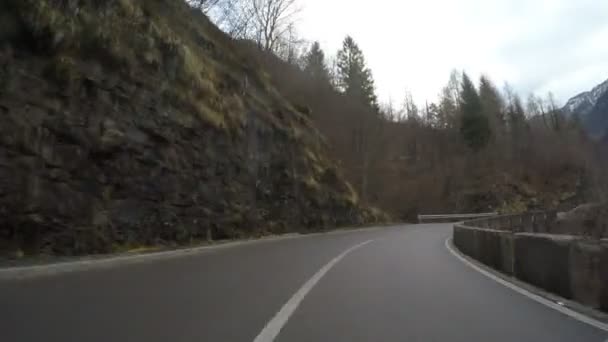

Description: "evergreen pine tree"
336 36 379 111
304 42 330 85
460 72 491 151
479 76 505 136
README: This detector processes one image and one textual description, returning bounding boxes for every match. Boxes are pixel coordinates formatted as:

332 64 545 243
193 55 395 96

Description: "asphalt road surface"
1 224 607 341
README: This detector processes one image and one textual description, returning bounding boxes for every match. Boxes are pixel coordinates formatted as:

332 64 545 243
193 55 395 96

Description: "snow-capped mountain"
564 79 608 116
563 78 608 138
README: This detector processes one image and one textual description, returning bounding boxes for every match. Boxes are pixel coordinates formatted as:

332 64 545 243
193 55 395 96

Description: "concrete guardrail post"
501 216 510 230
453 211 607 314
206 227 212 242
531 213 540 233
547 210 557 223
494 217 501 229
540 212 549 233
536 213 545 233
514 215 523 233
504 216 511 231
522 214 533 233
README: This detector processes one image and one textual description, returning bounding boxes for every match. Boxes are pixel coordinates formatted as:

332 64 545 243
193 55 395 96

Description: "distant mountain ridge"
564 79 608 115
563 78 608 138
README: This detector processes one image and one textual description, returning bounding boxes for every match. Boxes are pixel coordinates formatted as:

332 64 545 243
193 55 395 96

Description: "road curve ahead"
1 224 607 342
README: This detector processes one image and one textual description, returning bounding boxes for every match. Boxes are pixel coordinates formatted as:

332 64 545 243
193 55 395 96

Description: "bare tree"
187 0 224 13
402 90 419 121
201 0 300 54
219 1 256 38
546 92 562 131
275 23 307 64
250 0 300 51
189 0 253 38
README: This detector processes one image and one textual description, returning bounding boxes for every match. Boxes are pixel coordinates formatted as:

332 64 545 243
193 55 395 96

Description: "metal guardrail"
418 212 498 223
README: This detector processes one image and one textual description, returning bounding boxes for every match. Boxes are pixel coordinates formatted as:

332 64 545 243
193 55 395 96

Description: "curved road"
1 224 607 341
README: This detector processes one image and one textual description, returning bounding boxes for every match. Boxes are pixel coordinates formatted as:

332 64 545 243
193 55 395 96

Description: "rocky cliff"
0 0 383 257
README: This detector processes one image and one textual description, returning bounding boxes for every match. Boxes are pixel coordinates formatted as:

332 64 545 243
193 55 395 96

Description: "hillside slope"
0 0 383 257
244 43 590 219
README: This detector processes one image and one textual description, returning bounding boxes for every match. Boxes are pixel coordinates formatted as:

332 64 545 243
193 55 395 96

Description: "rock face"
0 0 383 257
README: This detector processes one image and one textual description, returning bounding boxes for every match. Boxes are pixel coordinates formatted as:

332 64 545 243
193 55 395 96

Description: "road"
1 224 607 341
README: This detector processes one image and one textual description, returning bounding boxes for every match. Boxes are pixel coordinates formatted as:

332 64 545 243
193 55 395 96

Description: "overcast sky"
298 0 608 106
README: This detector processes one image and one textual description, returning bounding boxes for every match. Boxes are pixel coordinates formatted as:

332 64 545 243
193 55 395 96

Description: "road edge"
445 237 608 333
0 224 399 281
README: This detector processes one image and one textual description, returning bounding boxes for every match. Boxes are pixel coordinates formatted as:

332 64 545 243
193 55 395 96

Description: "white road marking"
253 239 375 342
445 237 608 333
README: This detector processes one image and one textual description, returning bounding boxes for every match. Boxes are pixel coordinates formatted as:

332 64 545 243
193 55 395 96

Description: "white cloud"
297 0 608 106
